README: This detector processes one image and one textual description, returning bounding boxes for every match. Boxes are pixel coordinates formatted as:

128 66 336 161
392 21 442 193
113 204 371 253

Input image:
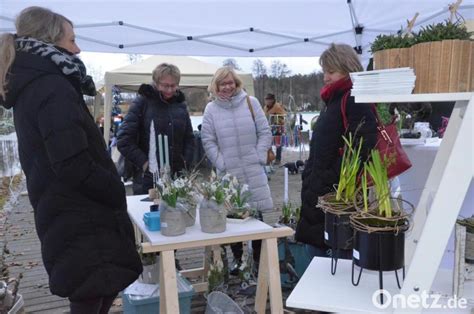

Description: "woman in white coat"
201 66 273 273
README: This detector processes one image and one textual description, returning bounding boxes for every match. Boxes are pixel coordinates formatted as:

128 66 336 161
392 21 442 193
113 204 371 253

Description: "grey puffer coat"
201 90 273 211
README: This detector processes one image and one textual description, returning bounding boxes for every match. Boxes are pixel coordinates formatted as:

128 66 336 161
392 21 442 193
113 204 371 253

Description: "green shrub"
371 20 472 53
415 21 472 44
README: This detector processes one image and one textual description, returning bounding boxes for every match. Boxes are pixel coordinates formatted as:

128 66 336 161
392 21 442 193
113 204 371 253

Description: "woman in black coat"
0 7 142 313
117 63 194 195
295 43 377 259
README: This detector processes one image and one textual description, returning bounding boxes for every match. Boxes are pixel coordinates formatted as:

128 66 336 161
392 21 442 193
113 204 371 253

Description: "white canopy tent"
1 0 472 140
103 55 254 141
1 0 472 60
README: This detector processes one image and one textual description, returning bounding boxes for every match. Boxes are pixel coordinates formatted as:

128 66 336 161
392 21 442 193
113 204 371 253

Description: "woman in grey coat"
201 66 273 273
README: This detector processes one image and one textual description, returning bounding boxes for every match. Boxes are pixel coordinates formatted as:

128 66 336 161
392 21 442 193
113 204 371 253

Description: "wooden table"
127 195 293 313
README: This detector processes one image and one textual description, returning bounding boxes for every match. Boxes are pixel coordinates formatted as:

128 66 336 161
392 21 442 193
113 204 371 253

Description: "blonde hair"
208 66 243 96
319 43 363 75
152 63 181 84
0 6 72 98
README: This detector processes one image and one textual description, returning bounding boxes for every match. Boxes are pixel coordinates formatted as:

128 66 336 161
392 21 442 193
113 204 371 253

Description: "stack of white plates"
350 68 416 95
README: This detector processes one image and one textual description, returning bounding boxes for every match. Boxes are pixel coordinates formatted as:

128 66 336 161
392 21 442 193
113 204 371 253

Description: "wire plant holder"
349 197 414 304
318 192 360 275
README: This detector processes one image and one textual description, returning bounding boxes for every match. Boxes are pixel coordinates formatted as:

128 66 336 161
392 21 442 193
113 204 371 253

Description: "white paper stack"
350 68 416 96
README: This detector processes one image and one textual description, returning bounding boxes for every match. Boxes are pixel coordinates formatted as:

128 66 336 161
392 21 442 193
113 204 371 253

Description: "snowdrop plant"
156 172 179 208
222 175 255 219
199 171 231 206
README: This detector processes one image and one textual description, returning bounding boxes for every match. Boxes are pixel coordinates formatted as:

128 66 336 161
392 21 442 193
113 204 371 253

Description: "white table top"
286 257 473 313
127 195 273 246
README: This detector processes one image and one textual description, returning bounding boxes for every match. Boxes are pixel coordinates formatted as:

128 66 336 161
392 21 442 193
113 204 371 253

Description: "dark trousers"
230 211 264 266
69 295 117 314
230 240 262 265
276 145 282 162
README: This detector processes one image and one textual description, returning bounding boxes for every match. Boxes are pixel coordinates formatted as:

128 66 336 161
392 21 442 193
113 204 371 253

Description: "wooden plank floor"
1 150 318 313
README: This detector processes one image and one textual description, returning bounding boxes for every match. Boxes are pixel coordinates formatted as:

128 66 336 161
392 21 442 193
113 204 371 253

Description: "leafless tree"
222 58 241 70
252 59 267 102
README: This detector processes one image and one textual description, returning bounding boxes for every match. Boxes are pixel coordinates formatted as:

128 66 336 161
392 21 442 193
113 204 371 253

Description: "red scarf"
320 77 352 102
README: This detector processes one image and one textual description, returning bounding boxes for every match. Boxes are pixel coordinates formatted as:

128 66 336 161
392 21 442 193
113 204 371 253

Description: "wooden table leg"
265 238 284 313
203 246 211 283
255 241 269 313
159 250 179 313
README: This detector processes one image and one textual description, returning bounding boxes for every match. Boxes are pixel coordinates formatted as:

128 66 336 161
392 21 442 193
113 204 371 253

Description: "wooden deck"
1 151 317 313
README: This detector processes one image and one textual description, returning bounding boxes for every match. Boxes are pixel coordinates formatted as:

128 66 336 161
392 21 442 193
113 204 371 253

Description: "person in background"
296 43 377 259
0 6 142 313
263 93 286 165
201 66 273 274
117 63 194 195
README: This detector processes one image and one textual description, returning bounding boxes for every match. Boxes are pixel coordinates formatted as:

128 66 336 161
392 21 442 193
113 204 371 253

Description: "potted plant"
198 171 228 233
277 202 310 288
350 149 413 304
206 246 229 293
457 216 474 264
224 175 256 223
372 18 473 93
156 173 187 236
319 134 363 274
174 172 200 227
138 247 159 284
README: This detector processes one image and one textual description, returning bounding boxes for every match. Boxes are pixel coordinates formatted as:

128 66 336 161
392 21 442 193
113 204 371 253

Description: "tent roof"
109 55 221 75
104 55 254 92
1 0 472 60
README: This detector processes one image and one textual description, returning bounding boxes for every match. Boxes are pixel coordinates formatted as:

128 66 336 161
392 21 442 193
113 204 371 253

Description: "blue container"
143 211 161 231
278 240 311 288
123 274 194 314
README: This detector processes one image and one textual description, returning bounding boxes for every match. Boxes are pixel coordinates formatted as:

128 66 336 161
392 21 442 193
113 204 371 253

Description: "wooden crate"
373 39 474 93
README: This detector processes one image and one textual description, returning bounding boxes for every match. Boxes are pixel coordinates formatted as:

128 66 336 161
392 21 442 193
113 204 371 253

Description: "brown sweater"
264 102 286 125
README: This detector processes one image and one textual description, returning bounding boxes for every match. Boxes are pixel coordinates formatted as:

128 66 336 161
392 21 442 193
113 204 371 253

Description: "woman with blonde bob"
295 43 377 259
201 66 273 273
0 6 141 313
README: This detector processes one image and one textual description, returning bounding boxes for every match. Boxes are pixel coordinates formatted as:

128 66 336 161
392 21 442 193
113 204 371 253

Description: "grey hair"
0 6 72 98
152 63 181 85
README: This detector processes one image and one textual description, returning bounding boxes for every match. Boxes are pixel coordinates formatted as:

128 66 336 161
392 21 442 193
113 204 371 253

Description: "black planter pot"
324 211 354 250
351 229 407 304
324 211 355 275
353 229 405 271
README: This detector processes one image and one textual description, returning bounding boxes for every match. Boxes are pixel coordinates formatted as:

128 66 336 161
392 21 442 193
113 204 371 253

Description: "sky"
79 52 322 83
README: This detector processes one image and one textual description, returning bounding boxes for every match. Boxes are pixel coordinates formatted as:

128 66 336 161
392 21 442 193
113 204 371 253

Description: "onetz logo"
372 290 468 310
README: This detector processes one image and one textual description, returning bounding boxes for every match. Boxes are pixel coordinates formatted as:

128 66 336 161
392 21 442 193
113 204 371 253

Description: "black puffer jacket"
117 84 194 193
295 90 377 248
0 52 142 301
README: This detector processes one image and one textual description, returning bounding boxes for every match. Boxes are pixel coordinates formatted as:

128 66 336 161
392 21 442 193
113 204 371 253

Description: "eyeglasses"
158 82 178 91
218 80 235 88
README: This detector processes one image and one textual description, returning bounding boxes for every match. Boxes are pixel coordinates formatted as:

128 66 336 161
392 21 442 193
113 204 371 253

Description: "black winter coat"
0 52 142 301
295 90 377 248
117 84 194 193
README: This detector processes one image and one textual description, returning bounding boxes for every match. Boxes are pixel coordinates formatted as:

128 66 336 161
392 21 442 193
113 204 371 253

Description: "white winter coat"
201 90 274 211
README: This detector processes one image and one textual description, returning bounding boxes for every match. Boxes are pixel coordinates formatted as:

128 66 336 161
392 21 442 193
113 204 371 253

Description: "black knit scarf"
15 36 96 96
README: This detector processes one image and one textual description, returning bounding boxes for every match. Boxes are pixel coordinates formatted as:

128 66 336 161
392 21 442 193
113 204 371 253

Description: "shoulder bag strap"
246 96 255 122
340 90 350 130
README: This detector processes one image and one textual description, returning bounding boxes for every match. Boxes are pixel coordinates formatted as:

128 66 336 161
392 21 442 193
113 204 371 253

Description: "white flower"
222 173 232 182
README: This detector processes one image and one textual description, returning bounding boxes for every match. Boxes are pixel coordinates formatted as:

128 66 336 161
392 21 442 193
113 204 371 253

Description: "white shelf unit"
287 93 473 313
286 257 473 313
358 92 473 313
